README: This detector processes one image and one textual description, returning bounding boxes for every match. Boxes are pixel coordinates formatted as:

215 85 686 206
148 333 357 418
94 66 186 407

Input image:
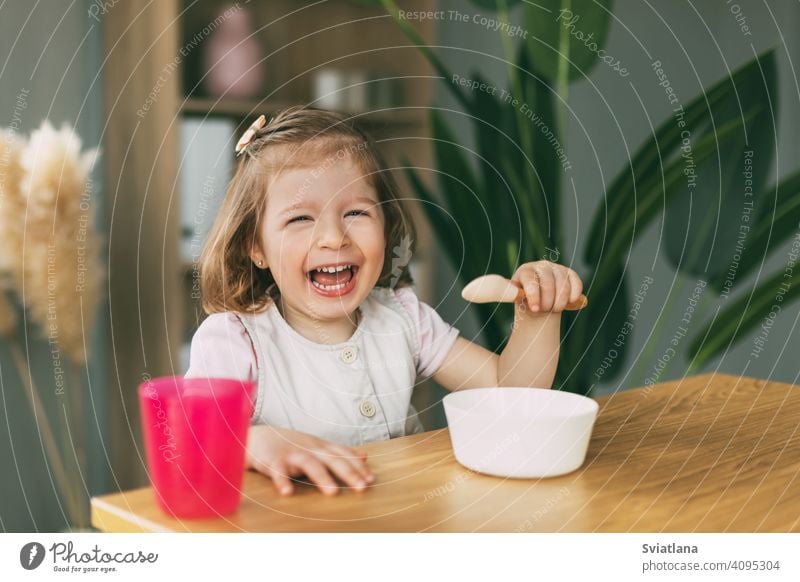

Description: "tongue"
311 268 353 286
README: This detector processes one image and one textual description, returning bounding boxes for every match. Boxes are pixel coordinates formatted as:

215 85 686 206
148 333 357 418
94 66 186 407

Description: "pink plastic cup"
138 376 255 518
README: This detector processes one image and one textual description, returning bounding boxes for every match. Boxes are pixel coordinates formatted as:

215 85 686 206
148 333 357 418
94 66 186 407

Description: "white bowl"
443 387 599 478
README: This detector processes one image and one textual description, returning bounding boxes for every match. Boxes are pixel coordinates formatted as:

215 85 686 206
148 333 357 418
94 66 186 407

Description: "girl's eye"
345 209 369 218
288 215 311 224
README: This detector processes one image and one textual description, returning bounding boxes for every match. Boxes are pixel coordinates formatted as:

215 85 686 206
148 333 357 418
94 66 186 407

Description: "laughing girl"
186 106 584 496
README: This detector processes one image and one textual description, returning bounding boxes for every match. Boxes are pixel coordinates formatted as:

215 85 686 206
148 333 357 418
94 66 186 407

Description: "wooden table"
91 373 800 532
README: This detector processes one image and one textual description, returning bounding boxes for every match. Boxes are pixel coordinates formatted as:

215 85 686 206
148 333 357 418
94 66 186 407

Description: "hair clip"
235 114 268 157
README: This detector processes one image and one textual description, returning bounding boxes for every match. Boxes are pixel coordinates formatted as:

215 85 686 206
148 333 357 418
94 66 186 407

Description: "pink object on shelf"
201 5 264 98
138 376 255 519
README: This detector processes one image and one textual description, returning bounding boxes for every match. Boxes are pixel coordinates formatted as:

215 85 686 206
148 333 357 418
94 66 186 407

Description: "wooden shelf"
181 97 296 117
104 0 438 489
181 97 427 128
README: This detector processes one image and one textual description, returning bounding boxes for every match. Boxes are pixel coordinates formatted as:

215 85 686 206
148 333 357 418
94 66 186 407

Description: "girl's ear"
250 245 268 269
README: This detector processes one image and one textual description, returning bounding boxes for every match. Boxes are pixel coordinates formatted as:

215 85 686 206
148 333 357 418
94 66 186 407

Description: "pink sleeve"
394 286 460 379
184 312 257 384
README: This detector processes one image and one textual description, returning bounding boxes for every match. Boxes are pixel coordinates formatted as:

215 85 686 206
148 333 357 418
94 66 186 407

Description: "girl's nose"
315 218 351 250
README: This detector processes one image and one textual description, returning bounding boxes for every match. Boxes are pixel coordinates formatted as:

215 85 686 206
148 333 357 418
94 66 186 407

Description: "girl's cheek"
278 229 310 248
267 238 298 269
353 220 384 239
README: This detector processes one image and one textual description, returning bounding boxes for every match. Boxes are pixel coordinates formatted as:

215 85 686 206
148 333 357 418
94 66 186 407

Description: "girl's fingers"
518 268 540 311
289 453 339 496
249 455 281 479
267 461 294 496
327 444 366 461
329 445 374 483
536 267 556 311
552 268 570 312
567 269 583 303
323 455 369 492
515 263 585 312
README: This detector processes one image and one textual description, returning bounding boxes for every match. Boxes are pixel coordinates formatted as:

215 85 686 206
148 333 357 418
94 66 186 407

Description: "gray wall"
0 0 106 532
433 0 800 395
2 0 796 529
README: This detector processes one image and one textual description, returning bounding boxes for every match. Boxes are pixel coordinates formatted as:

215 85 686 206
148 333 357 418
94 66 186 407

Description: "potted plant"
378 0 798 393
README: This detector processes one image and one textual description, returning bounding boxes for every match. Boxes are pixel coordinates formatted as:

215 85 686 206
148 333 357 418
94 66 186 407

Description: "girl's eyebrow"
279 204 310 217
279 195 378 216
352 195 379 205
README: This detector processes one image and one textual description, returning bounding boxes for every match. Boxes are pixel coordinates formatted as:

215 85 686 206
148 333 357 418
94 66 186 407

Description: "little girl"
186 106 584 497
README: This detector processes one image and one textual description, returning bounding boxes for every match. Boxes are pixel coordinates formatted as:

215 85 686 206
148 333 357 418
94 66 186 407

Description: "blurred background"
0 0 798 532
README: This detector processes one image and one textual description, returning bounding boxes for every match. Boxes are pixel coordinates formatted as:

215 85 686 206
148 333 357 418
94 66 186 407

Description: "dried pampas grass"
0 130 24 337
0 121 104 530
1 122 104 363
0 129 26 276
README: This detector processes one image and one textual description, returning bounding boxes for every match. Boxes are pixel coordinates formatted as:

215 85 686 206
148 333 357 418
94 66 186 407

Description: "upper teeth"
314 264 351 273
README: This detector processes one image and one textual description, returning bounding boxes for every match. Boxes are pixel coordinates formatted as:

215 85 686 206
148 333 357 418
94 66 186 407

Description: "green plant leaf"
378 0 474 112
469 0 522 11
428 109 498 274
468 66 558 264
470 42 565 261
404 152 515 351
592 115 748 293
496 45 553 256
500 156 548 258
523 0 614 82
524 50 563 251
378 1 561 267
468 72 530 271
712 169 800 293
585 265 631 385
664 52 777 281
688 267 799 369
586 51 776 267
401 158 462 271
556 264 630 393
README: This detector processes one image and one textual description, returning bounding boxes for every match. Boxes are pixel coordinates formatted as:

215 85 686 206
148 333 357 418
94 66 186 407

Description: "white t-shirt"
185 286 460 446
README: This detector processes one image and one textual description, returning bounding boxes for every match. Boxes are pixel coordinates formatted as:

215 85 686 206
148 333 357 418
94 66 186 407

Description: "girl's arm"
185 313 257 382
497 307 561 388
433 261 583 391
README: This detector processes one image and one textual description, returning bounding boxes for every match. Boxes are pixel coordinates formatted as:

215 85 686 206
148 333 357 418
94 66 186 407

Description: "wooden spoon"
461 274 588 310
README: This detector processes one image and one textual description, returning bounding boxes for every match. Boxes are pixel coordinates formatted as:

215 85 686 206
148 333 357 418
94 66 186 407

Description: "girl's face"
253 155 386 326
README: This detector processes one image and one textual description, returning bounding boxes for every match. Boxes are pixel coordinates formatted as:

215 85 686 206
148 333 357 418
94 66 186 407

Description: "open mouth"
306 264 360 297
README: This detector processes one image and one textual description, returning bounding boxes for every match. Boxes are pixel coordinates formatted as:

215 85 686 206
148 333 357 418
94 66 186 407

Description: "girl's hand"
511 260 584 313
246 425 374 496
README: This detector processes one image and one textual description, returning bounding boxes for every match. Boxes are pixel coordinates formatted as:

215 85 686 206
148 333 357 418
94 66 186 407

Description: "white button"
340 345 358 364
359 399 376 418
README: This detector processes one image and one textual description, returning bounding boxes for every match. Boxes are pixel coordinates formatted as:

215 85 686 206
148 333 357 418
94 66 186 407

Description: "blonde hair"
199 106 416 314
